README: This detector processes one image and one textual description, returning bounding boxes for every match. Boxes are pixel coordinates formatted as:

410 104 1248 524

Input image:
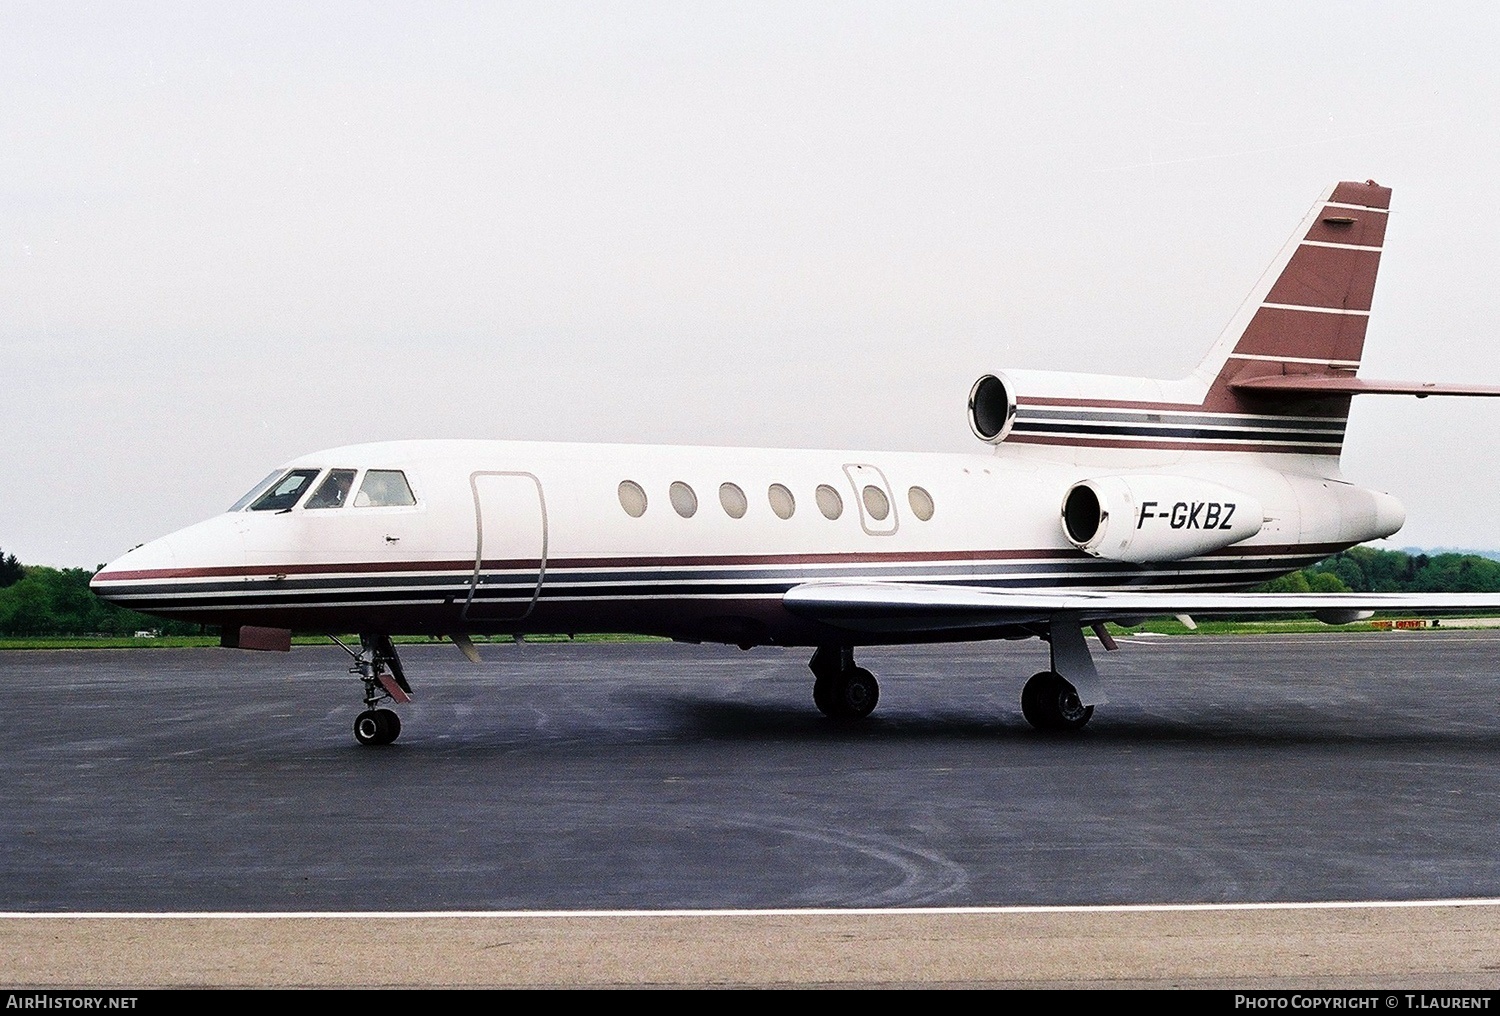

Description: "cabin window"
719 482 748 519
862 484 890 522
305 469 358 509
669 481 698 518
248 469 321 512
815 484 843 520
230 470 285 511
618 480 648 518
908 486 935 521
355 469 417 508
768 483 795 520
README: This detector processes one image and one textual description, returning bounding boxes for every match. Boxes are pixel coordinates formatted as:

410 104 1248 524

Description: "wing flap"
784 581 1500 634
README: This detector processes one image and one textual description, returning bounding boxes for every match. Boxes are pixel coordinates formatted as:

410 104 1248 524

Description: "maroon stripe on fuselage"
1019 396 1210 411
94 559 477 582
1014 395 1346 418
95 548 1083 583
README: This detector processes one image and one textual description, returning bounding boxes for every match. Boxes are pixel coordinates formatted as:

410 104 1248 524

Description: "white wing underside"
783 582 1500 634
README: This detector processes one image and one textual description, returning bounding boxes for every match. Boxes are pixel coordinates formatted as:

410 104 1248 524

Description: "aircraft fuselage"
91 438 1402 647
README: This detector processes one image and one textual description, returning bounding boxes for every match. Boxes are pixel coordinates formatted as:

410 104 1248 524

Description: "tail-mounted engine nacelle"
1061 475 1265 563
968 373 1017 444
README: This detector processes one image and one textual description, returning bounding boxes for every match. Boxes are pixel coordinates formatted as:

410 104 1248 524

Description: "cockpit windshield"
228 470 284 512
247 469 322 511
305 469 357 509
230 466 417 512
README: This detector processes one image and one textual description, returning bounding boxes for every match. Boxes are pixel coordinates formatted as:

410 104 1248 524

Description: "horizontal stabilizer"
1231 375 1500 398
784 581 1500 634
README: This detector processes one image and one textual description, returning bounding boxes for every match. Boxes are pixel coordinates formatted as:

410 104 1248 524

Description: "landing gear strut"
809 645 879 720
331 634 412 746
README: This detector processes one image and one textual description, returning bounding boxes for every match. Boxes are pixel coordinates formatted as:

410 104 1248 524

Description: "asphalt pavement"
5 632 1500 985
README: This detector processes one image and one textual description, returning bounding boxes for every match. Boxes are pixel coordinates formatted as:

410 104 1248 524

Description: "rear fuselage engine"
1061 475 1264 563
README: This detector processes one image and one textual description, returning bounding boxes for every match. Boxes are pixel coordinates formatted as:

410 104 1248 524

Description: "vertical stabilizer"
985 181 1392 458
1195 180 1389 410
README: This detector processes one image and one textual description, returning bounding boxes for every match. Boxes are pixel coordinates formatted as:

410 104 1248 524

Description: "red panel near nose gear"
377 674 412 703
219 625 292 652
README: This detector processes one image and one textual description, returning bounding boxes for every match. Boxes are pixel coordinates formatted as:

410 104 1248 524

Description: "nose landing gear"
331 634 413 746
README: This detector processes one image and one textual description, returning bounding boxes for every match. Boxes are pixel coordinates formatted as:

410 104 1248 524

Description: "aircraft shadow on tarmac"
493 688 1500 753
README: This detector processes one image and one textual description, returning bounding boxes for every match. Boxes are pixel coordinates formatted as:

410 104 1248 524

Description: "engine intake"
1061 475 1264 563
968 374 1017 443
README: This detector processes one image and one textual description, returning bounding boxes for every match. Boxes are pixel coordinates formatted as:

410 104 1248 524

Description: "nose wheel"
331 634 413 746
354 708 402 746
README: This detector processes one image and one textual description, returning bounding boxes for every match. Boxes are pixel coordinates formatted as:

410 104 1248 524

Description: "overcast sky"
5 2 1500 567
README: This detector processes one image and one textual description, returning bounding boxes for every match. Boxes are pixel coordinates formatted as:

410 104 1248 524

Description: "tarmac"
5 632 1500 987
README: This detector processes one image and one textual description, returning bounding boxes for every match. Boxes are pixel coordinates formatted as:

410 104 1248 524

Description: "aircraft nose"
90 536 178 603
91 512 248 614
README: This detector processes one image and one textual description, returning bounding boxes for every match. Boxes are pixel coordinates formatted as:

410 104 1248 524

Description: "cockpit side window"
354 469 417 507
305 469 358 509
248 469 322 511
229 470 284 512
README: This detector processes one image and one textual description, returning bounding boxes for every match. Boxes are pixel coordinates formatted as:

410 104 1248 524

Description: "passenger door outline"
464 471 548 622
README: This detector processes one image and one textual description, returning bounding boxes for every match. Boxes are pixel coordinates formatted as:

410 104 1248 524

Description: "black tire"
828 666 879 720
377 708 401 744
1019 672 1046 728
354 709 383 746
1020 671 1093 732
812 675 837 717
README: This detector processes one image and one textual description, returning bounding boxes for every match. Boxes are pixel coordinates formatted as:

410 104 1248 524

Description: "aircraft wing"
782 581 1500 634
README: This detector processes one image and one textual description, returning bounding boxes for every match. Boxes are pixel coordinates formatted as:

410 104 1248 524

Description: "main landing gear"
1020 671 1093 732
1018 613 1113 733
331 634 413 746
809 645 879 720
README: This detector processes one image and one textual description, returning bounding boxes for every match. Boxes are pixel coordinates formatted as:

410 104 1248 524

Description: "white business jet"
92 180 1500 745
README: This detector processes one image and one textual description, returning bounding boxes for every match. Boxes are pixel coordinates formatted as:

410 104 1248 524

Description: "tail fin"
993 180 1500 458
1194 180 1390 412
995 181 1391 458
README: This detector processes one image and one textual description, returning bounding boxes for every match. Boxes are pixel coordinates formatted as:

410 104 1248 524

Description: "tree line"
1261 546 1500 595
0 551 202 637
2 545 1499 637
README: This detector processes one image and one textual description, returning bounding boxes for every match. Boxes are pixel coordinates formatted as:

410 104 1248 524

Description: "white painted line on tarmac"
1123 634 1500 648
6 898 1500 919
